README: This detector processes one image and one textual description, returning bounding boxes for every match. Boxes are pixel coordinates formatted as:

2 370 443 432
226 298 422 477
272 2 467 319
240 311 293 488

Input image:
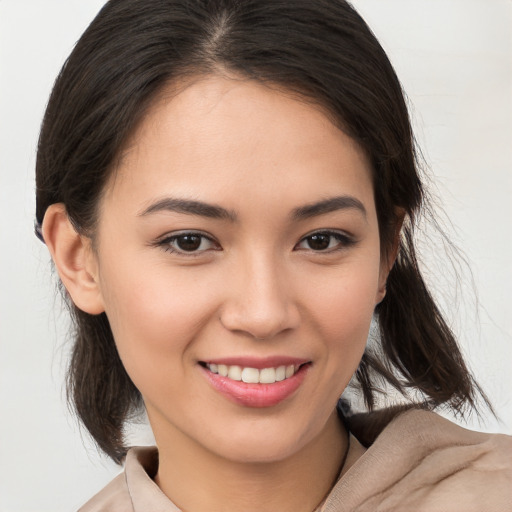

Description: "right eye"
157 232 220 255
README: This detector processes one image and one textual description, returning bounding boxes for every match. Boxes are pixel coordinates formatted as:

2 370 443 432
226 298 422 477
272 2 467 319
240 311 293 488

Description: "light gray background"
1 1 511 511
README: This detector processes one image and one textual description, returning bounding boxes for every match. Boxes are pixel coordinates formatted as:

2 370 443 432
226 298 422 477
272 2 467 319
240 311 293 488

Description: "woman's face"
91 75 387 463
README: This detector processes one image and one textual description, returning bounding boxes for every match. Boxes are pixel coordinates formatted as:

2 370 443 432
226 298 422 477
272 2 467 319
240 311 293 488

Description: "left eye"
159 233 218 254
296 231 352 252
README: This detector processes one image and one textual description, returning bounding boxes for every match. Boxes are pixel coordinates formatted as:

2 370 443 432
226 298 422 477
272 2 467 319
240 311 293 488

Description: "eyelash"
295 230 356 253
154 231 220 256
154 229 356 256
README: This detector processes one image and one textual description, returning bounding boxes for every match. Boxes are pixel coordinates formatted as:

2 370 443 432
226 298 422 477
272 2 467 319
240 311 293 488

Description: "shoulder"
328 409 512 512
381 409 512 511
77 447 161 512
77 471 133 512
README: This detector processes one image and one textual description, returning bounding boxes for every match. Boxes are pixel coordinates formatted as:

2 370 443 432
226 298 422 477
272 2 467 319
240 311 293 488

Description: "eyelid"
153 230 221 256
294 229 356 252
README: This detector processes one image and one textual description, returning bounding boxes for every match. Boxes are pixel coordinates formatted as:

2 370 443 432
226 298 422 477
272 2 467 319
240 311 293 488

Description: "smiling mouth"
199 360 311 407
203 363 302 384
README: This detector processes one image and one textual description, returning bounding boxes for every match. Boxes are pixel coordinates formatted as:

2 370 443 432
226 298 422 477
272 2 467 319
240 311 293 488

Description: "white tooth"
241 367 260 383
209 363 218 373
285 365 295 379
259 367 277 384
218 364 228 377
275 366 286 381
228 365 242 381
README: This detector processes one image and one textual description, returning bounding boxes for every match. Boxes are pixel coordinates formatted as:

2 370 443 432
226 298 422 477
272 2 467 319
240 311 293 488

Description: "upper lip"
200 356 310 369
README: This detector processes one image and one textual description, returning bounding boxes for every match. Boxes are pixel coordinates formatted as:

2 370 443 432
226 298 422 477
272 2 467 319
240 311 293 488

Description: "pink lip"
200 362 311 408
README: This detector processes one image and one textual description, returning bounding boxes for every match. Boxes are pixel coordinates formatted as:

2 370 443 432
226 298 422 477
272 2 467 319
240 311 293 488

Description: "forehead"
104 74 375 219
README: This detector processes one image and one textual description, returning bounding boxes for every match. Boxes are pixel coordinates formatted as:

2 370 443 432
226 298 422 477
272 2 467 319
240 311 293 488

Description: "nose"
219 255 300 340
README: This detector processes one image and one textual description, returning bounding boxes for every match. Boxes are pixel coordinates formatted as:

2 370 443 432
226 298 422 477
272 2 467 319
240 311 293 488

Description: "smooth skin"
44 75 394 512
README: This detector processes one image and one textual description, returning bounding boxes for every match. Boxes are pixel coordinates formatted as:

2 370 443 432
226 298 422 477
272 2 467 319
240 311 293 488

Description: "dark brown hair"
36 0 488 463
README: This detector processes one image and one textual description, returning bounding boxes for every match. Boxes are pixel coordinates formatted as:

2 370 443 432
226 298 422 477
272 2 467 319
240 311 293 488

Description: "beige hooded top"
78 409 512 512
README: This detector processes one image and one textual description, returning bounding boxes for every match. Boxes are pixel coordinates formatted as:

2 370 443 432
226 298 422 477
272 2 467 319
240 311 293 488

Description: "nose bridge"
220 247 299 339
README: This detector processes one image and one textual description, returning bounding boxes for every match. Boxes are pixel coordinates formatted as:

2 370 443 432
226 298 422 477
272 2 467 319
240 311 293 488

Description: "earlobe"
376 209 405 305
42 204 105 315
375 280 387 305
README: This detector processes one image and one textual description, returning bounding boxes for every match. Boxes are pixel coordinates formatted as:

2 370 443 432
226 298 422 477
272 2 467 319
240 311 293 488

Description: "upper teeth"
206 363 298 384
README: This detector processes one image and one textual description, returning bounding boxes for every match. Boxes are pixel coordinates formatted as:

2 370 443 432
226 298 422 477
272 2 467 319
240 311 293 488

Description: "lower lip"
200 364 310 408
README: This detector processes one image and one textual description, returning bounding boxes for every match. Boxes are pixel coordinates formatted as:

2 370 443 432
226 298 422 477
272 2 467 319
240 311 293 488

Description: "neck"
153 410 347 512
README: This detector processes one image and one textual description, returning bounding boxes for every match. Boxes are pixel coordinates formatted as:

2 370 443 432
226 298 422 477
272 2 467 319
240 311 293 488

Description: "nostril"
220 305 299 336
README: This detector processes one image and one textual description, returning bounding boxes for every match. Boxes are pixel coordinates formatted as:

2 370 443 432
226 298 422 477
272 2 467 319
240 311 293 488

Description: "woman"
34 0 511 510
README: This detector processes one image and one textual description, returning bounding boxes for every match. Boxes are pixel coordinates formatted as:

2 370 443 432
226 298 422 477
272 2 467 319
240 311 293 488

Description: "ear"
42 203 105 315
376 209 405 304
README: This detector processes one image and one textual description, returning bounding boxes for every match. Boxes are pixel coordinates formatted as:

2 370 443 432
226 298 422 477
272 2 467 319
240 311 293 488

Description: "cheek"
97 259 219 383
306 255 380 330
301 256 380 373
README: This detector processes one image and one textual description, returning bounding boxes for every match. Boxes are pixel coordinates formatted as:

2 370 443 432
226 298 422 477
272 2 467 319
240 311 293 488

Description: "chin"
203 417 319 465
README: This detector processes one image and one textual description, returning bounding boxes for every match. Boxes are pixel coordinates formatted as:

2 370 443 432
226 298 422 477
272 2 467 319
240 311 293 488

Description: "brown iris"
176 234 202 251
306 234 331 251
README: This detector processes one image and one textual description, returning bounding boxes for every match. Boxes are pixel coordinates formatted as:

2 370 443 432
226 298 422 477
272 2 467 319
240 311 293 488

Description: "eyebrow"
138 198 237 221
138 195 366 222
291 196 367 221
